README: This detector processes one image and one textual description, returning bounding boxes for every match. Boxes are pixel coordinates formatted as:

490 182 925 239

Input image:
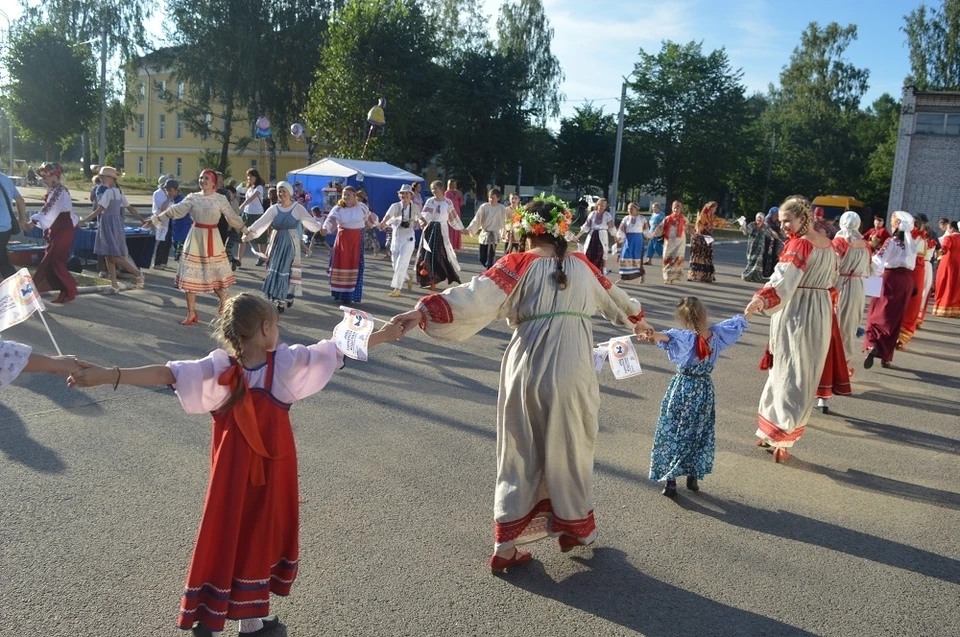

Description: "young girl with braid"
390 197 654 574
643 297 752 497
67 293 402 637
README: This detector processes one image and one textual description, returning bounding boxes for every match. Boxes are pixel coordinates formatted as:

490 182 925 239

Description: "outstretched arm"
68 363 174 388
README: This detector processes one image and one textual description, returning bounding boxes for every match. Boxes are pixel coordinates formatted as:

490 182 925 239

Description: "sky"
0 0 927 121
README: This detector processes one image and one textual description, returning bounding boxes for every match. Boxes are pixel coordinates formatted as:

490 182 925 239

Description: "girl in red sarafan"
67 293 402 636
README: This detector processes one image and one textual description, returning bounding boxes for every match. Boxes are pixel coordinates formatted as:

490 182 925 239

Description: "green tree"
854 93 900 213
903 0 960 90
496 0 564 124
765 22 870 200
305 0 441 168
554 104 616 197
3 25 98 157
104 99 132 167
626 41 749 207
164 0 330 178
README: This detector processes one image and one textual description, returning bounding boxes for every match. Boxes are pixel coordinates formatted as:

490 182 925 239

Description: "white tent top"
287 158 422 182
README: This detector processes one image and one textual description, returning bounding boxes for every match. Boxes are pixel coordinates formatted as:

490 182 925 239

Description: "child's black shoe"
662 479 677 498
686 476 699 492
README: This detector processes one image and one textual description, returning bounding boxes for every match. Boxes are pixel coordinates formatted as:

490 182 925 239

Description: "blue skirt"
619 233 645 280
262 231 294 303
649 362 716 481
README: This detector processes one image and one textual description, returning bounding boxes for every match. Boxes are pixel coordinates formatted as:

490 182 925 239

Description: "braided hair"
211 293 278 414
779 195 812 236
523 200 569 290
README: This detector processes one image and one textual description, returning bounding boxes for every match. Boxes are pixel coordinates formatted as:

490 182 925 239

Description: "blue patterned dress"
649 315 749 482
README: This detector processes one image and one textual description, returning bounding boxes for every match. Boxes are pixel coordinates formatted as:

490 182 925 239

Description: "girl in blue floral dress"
645 297 751 497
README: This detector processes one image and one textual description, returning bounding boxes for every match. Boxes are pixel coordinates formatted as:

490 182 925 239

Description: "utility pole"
610 79 628 213
98 15 107 166
0 9 13 174
761 130 777 213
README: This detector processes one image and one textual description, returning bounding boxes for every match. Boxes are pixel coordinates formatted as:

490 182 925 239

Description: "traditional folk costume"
933 232 960 318
863 213 918 367
897 229 932 349
688 208 725 282
832 212 873 370
753 236 839 451
503 206 523 255
740 216 782 283
167 342 344 632
0 339 31 387
416 196 463 289
444 189 464 251
155 192 245 293
662 213 687 284
382 199 421 291
416 251 643 553
30 182 79 303
916 236 937 326
645 210 665 261
582 209 615 272
863 226 891 252
467 201 508 269
323 203 367 302
94 186 133 258
649 315 749 485
617 214 647 281
246 201 323 309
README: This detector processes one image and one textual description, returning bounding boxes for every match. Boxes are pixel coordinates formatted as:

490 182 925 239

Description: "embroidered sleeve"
414 265 519 342
778 236 814 271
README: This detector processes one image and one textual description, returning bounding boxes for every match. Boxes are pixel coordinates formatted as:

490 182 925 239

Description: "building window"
176 157 182 177
156 79 166 95
137 114 144 139
159 114 166 140
137 156 144 175
947 114 960 136
177 82 185 99
138 82 145 102
915 113 946 134
158 157 165 175
250 159 257 169
176 114 183 139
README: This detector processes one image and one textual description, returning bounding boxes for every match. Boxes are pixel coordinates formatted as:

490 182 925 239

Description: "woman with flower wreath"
390 196 654 574
662 200 687 284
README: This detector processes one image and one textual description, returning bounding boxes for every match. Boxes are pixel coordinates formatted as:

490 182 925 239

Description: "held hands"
744 298 764 318
389 310 423 336
632 318 655 342
65 360 109 388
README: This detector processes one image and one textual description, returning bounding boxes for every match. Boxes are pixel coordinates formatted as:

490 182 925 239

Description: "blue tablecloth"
26 226 157 269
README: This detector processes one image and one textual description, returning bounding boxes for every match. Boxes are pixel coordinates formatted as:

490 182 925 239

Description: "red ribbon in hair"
200 168 217 184
694 333 712 361
217 363 280 487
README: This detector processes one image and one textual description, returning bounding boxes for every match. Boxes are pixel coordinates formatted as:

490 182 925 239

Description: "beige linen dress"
753 237 839 448
416 252 643 552
833 238 872 366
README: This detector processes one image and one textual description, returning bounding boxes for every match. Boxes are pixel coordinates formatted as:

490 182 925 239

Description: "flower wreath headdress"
508 193 576 241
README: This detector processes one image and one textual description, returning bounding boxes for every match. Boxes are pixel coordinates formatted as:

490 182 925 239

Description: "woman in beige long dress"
745 196 838 463
390 198 653 573
832 211 872 372
150 169 248 324
662 200 687 284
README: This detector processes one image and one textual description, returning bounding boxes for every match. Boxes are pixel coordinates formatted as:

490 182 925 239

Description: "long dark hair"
523 200 569 290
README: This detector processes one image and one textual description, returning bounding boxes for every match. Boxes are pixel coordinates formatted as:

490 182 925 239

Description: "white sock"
817 398 827 407
239 618 264 633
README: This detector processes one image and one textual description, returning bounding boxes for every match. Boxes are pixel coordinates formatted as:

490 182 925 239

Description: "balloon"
290 123 305 139
256 116 271 131
367 98 386 127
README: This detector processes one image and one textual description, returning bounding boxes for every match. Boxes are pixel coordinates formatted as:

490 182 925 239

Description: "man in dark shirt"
863 215 891 250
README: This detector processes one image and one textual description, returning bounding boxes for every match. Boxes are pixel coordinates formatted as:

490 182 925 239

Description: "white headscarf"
835 210 863 240
892 210 918 263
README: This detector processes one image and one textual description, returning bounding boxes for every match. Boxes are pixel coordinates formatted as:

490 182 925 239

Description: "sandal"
489 549 532 574
135 275 145 289
773 447 790 463
558 534 587 552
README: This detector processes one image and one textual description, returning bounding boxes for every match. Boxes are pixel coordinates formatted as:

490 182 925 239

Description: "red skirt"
33 214 77 301
178 356 299 632
817 310 852 398
864 267 913 364
896 257 927 348
329 228 362 296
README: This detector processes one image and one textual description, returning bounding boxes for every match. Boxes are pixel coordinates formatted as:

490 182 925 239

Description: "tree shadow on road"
677 492 960 585
807 414 960 456
0 402 66 474
502 547 817 637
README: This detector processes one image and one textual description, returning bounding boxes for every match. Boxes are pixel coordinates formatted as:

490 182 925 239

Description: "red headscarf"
200 168 217 186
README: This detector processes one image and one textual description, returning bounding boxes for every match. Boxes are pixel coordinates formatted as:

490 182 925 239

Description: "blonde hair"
447 179 456 190
676 296 709 334
211 293 278 413
430 180 444 191
779 195 812 235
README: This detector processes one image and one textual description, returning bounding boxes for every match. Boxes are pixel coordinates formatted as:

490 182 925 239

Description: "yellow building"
124 52 314 185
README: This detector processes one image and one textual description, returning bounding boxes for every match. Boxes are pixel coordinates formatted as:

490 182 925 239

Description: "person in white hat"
379 184 421 296
81 166 148 292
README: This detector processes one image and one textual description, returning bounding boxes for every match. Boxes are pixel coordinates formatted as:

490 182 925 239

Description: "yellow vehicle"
811 195 865 221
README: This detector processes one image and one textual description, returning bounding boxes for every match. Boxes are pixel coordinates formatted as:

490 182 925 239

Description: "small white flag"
592 345 608 374
332 305 375 361
0 269 45 332
607 336 643 379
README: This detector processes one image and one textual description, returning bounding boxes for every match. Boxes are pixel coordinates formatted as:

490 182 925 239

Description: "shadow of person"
677 492 960 585
503 547 816 636
0 402 66 474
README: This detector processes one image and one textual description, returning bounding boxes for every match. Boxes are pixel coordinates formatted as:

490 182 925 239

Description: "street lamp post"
98 16 107 166
610 79 628 214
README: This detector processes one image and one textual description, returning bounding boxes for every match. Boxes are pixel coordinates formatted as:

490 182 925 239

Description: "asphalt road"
1 242 958 637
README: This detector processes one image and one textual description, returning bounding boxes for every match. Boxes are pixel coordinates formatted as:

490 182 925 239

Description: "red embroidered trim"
754 286 781 310
831 237 849 258
757 414 805 443
628 310 645 323
483 253 538 295
779 237 814 271
416 295 453 325
494 498 596 543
